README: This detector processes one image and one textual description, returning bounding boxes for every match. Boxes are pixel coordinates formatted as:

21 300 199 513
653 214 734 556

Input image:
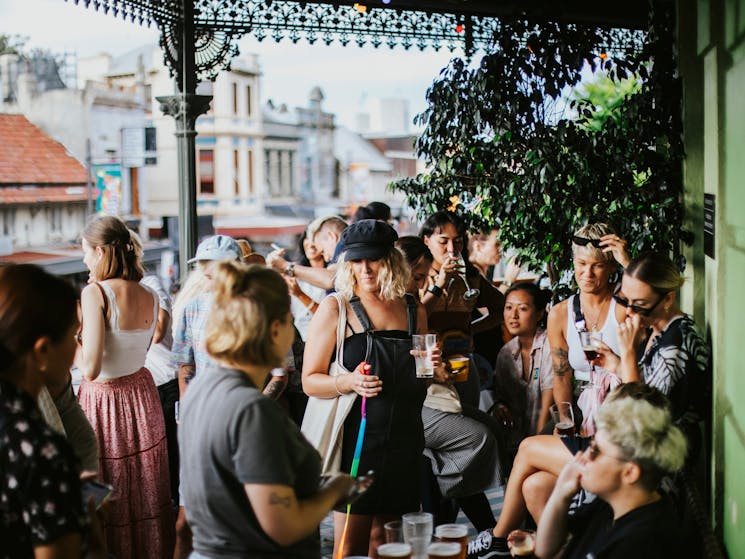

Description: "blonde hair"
572 223 616 264
171 265 207 338
625 252 685 294
82 215 144 281
205 261 291 368
596 384 687 490
334 249 409 302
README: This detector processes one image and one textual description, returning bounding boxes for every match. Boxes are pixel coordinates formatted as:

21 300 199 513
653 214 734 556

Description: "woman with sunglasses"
535 383 687 558
594 252 709 453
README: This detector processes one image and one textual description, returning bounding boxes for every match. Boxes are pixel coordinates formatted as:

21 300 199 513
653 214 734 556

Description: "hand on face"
617 314 642 355
554 451 586 501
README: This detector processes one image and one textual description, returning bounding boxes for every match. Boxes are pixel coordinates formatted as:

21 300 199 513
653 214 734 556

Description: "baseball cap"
187 235 242 264
340 219 398 261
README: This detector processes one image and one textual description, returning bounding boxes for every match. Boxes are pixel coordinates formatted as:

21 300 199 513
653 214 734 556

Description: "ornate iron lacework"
65 0 645 82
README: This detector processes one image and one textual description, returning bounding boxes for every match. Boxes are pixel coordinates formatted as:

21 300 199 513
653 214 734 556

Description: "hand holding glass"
550 401 575 437
412 334 437 379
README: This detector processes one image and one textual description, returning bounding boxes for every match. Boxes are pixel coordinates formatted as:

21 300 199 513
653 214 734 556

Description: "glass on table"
378 542 413 559
434 523 467 559
384 520 404 543
427 542 462 559
402 511 433 559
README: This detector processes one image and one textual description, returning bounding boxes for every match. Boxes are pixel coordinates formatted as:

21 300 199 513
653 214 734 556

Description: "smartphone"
81 480 113 510
346 470 375 504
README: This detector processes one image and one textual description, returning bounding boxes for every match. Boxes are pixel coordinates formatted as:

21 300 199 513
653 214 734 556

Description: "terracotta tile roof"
0 114 87 186
0 251 68 264
0 186 88 204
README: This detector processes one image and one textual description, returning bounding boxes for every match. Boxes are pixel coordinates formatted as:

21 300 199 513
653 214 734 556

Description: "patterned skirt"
79 367 174 559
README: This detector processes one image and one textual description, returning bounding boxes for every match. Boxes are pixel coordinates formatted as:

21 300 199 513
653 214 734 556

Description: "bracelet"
502 280 513 288
427 284 444 297
284 263 296 277
333 375 344 396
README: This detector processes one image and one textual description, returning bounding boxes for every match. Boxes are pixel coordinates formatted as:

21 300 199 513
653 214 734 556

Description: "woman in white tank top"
466 224 631 556
76 216 174 559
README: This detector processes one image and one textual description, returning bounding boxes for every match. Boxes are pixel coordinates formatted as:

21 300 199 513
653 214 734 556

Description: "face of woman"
303 236 322 263
273 312 295 363
573 248 614 294
478 230 502 265
40 319 80 386
615 274 670 327
579 430 629 498
81 239 100 281
424 223 464 267
351 258 382 292
409 258 432 293
503 290 542 337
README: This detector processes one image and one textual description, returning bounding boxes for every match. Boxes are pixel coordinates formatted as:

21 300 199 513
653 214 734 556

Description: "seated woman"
179 261 362 558
491 284 554 476
535 383 687 558
0 264 105 559
466 250 708 559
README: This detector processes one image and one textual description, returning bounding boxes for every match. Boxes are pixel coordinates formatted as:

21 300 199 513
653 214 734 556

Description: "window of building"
246 85 252 117
197 81 214 114
198 149 215 194
247 149 254 193
232 82 238 115
233 150 240 196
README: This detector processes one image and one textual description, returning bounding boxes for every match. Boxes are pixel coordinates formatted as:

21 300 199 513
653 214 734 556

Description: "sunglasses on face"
587 438 626 462
572 236 602 248
612 285 667 317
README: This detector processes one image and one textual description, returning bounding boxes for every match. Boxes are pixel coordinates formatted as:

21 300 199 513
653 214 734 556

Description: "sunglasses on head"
572 236 602 248
612 285 667 317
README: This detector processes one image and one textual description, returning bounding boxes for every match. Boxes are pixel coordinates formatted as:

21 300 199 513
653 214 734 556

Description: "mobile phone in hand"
81 480 113 510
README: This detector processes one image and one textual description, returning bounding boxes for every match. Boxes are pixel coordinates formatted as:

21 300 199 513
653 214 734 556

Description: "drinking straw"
335 363 369 559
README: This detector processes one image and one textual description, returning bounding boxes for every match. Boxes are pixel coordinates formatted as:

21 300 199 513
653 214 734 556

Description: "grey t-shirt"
179 365 322 558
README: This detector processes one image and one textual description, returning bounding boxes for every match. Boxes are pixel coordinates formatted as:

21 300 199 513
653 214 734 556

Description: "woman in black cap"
303 219 433 557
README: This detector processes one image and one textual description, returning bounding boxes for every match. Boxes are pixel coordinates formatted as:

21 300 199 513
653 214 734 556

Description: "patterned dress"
1 379 87 559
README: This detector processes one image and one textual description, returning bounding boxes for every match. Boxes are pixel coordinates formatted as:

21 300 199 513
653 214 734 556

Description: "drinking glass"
384 520 404 543
449 252 480 301
434 523 467 559
412 334 437 378
402 512 433 559
579 331 603 372
550 401 575 437
427 542 462 559
378 543 413 559
507 529 536 557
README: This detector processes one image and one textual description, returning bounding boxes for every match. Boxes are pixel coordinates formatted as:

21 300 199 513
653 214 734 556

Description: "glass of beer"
378 543 413 559
507 529 536 557
447 356 469 383
434 524 467 559
427 542 462 559
550 401 575 437
412 334 437 378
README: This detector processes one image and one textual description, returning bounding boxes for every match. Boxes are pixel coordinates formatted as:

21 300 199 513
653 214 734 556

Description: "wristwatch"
502 280 513 288
285 263 296 277
427 284 444 297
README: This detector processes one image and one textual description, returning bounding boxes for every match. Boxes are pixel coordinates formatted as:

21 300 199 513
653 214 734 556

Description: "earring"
664 306 670 313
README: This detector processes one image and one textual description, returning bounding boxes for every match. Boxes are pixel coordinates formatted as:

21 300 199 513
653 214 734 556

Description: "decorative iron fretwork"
65 0 646 83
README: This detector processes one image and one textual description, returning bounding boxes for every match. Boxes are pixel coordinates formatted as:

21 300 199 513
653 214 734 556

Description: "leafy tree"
391 7 685 286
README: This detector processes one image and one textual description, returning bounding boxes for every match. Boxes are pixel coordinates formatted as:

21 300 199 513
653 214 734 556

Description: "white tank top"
565 295 621 382
96 282 158 381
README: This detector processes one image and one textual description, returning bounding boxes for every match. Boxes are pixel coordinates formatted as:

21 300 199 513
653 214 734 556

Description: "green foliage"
390 8 687 286
0 34 27 55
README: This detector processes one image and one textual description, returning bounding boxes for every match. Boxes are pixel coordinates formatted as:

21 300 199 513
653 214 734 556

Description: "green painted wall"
680 0 745 555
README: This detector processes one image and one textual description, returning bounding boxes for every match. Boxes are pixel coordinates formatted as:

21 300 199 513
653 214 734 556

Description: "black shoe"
466 530 510 559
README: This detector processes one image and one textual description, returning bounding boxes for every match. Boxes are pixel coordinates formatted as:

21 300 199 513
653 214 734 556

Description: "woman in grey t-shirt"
179 262 366 558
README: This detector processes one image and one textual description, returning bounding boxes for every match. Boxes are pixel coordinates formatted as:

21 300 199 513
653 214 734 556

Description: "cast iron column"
156 0 211 281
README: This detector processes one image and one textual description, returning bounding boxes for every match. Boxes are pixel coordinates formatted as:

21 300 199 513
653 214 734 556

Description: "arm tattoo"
552 348 573 378
268 492 291 508
263 377 286 401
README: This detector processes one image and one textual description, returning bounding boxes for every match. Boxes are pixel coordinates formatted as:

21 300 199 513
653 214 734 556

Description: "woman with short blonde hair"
179 261 361 558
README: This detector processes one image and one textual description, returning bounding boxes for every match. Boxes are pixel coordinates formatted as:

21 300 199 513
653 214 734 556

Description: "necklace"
581 294 610 331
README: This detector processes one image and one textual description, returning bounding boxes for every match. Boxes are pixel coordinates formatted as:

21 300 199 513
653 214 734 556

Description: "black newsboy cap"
340 219 398 261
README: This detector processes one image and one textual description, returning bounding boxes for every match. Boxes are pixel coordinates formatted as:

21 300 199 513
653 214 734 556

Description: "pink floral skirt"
79 367 174 559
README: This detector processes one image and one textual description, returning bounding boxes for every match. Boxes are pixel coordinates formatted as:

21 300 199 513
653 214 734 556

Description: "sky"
0 0 467 129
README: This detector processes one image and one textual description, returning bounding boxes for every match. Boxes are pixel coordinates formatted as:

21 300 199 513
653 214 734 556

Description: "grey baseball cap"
187 235 242 264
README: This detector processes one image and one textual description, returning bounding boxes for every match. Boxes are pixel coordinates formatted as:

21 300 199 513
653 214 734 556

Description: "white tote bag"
301 293 358 474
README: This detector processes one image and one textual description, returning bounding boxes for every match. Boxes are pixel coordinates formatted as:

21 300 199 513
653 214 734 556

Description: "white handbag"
300 293 358 474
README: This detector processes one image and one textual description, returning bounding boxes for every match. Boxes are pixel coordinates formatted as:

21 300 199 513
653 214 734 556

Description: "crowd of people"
0 202 710 559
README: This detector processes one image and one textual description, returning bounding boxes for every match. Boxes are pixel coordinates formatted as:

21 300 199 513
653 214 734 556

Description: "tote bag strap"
330 293 350 373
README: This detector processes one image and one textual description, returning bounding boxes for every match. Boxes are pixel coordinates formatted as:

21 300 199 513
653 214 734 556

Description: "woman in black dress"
303 220 433 557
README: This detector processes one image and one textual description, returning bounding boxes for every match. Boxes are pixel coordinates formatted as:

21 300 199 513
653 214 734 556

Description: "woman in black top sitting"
536 383 687 558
